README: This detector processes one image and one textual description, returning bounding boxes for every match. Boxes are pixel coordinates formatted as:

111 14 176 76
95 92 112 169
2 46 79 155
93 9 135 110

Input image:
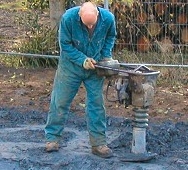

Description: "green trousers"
45 64 107 147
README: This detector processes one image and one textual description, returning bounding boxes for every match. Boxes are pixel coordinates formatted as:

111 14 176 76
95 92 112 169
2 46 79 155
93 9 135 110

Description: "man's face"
82 18 97 29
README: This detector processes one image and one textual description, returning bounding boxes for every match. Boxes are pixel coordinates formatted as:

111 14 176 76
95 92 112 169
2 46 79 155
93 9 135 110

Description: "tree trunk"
49 0 66 31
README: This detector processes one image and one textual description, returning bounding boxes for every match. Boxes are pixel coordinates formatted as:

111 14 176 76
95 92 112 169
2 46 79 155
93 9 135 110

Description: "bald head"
79 2 99 29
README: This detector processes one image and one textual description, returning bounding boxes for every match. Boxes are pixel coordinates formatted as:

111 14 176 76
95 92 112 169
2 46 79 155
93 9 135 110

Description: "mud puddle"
0 107 187 170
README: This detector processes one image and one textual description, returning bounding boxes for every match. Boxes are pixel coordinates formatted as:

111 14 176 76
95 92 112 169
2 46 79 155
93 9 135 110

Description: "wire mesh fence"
112 0 188 54
110 0 188 68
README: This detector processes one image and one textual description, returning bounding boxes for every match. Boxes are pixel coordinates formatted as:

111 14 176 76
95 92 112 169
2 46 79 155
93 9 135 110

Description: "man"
44 2 116 158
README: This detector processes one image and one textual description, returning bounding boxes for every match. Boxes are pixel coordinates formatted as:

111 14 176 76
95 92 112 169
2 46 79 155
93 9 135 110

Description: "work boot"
46 142 59 152
92 145 113 158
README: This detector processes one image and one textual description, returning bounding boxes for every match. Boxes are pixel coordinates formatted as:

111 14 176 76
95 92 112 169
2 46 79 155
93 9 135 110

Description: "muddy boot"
92 145 113 158
46 142 59 152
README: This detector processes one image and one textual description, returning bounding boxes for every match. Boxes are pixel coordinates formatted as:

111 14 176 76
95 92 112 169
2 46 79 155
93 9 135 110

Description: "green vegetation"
13 11 58 67
27 0 49 10
0 0 58 68
0 0 27 10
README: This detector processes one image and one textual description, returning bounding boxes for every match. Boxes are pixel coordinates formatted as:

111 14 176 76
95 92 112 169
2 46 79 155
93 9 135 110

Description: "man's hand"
83 58 96 69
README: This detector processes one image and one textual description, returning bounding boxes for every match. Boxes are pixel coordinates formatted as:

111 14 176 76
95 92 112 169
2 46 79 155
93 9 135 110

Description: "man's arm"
100 14 117 58
58 16 87 67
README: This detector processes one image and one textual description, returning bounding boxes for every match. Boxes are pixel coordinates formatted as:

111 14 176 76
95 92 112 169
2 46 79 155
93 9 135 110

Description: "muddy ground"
0 66 188 170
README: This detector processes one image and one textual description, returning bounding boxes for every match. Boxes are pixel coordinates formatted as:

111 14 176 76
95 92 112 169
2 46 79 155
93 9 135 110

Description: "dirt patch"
0 66 187 123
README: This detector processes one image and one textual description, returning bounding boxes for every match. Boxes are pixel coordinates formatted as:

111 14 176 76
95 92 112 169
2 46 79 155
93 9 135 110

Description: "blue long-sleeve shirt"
58 6 117 68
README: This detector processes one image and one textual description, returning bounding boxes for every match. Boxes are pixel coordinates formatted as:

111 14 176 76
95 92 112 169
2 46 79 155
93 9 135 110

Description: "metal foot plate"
119 152 157 162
